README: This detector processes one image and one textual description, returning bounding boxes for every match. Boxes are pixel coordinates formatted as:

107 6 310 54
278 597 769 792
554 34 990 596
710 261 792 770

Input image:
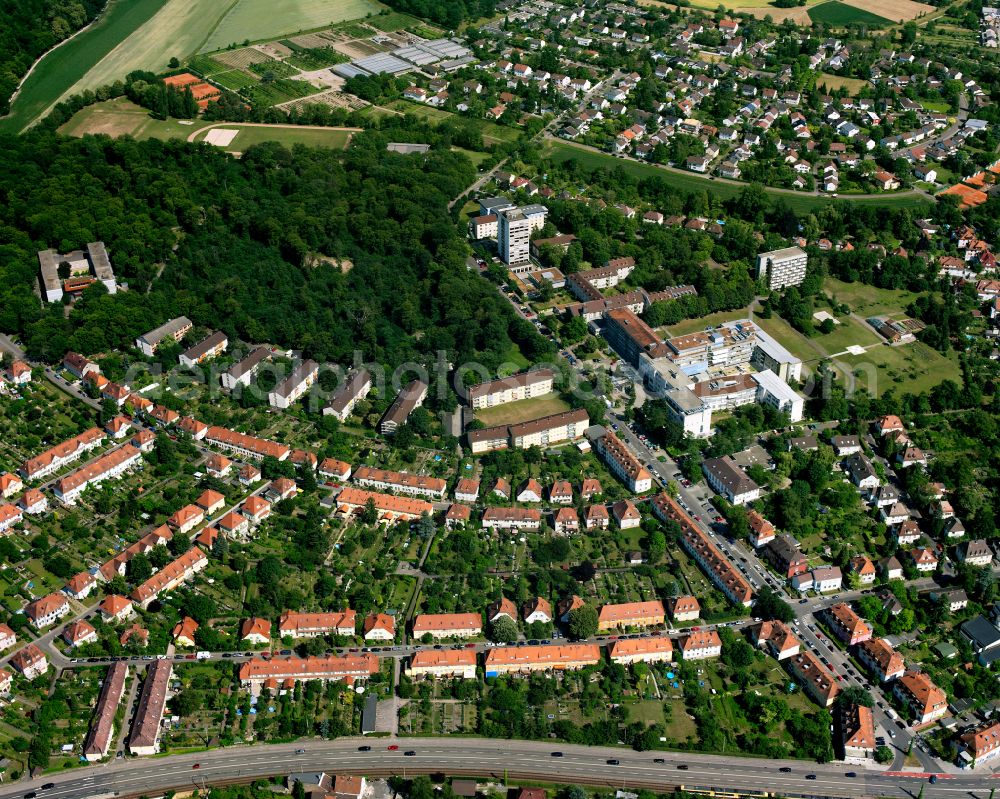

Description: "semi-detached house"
205 426 290 461
597 600 665 631
481 507 542 531
334 487 432 523
406 650 478 679
20 427 105 480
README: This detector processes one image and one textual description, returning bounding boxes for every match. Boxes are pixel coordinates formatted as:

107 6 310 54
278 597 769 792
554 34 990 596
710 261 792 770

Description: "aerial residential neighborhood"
0 0 1000 795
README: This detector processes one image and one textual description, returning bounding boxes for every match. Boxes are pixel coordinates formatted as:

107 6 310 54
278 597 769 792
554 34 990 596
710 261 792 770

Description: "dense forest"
380 0 495 29
0 127 544 373
0 0 105 114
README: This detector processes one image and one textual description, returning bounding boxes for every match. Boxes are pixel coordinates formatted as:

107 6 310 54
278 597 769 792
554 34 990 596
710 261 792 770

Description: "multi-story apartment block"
38 242 116 303
652 492 753 607
603 308 670 367
128 660 172 755
786 651 840 707
53 444 142 505
498 208 532 269
20 427 105 480
757 246 808 290
135 317 192 357
597 601 666 631
481 507 542 532
221 347 271 390
484 644 600 676
323 369 372 420
591 430 652 493
826 603 873 646
468 369 554 409
238 654 378 690
609 637 673 665
703 457 761 505
352 467 446 500
333 487 433 523
379 379 427 435
83 661 128 761
411 612 482 640
130 548 208 609
858 638 905 682
24 592 70 628
468 409 590 454
269 360 318 409
179 331 228 367
406 650 478 680
205 426 290 461
278 610 356 638
894 671 947 725
956 721 1000 769
679 630 723 660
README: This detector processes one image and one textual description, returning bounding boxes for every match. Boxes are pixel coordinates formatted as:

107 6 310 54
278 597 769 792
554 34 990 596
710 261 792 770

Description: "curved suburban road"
0 737 983 799
546 136 936 204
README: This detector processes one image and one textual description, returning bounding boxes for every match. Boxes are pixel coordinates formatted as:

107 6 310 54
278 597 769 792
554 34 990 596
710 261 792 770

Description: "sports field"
475 395 571 427
543 141 932 214
0 0 168 134
190 123 356 151
199 0 384 53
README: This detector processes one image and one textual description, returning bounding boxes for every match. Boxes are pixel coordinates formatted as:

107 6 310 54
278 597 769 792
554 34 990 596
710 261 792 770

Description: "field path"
185 121 363 143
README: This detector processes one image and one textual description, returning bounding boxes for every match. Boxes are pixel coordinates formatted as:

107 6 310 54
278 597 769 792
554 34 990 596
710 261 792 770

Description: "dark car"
805 774 816 780
845 772 856 778
295 748 305 754
23 793 37 799
779 767 791 773
607 759 620 766
41 785 54 791
653 758 665 764
551 752 564 757
929 775 938 784
280 649 292 655
676 764 689 771
404 751 416 757
192 764 200 770
358 745 371 752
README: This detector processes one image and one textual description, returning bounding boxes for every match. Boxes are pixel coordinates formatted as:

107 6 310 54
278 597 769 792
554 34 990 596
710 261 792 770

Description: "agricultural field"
0 0 168 134
840 0 934 21
807 1 891 26
199 0 386 53
474 395 572 427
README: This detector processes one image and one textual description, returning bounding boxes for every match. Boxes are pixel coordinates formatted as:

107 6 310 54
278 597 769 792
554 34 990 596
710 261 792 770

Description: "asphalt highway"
0 737 985 799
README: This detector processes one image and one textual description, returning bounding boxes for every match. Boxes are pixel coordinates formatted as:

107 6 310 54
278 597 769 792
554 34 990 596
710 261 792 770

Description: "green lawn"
808 1 891 25
543 141 932 214
823 277 921 317
191 124 355 151
834 341 962 397
0 0 169 133
199 0 385 53
811 316 881 354
383 100 521 145
475 394 571 427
